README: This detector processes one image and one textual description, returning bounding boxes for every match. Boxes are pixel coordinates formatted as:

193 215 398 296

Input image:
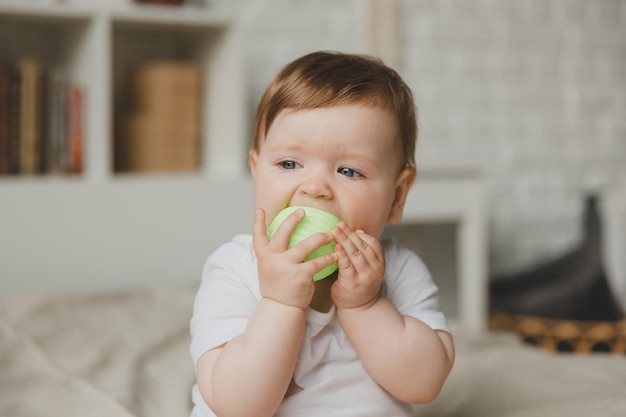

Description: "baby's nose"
299 178 333 200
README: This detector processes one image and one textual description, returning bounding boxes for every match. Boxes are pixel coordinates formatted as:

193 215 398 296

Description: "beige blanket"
0 287 195 417
417 327 626 417
1 286 625 417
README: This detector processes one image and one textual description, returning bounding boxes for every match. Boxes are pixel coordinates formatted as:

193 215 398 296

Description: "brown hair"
251 51 417 168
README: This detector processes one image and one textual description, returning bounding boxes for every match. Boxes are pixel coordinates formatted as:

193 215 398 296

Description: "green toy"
267 206 340 281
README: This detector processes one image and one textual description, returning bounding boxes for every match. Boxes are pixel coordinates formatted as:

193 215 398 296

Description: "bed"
2 284 625 417
0 285 195 417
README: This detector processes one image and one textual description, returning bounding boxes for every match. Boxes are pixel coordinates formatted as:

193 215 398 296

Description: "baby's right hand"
252 208 337 309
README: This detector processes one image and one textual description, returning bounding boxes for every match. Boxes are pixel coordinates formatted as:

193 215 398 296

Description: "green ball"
267 206 340 281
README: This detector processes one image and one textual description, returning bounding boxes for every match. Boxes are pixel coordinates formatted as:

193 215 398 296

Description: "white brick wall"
396 0 626 274
212 0 626 276
235 0 360 111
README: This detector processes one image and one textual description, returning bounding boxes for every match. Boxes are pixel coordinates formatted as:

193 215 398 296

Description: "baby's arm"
196 209 337 417
338 298 454 403
332 223 454 403
196 299 306 417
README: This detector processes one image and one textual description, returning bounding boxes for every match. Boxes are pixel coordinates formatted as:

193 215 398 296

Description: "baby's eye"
338 167 362 178
280 160 301 170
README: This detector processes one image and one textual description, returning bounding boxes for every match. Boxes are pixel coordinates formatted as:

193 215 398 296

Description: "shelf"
0 1 246 181
0 2 251 295
397 168 488 332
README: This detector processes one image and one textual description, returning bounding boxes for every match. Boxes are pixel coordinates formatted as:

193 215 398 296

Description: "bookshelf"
0 1 246 180
0 1 252 294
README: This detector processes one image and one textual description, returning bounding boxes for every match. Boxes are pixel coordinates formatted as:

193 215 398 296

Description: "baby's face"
249 104 413 238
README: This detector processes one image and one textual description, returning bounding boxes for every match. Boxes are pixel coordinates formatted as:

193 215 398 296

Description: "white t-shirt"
190 235 449 417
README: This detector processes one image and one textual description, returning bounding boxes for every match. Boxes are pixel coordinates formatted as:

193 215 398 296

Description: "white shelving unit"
0 1 247 180
0 1 252 293
394 165 488 333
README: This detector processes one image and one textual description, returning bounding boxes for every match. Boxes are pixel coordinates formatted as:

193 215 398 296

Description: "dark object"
489 195 626 354
489 195 624 322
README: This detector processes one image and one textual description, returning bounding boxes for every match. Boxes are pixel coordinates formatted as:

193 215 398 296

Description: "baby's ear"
387 167 416 224
249 149 259 177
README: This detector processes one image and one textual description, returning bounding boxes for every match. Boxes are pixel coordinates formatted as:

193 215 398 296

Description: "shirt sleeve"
189 235 260 366
381 238 450 332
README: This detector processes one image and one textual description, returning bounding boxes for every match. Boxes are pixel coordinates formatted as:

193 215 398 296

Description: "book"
133 61 200 104
16 57 43 175
122 113 197 172
67 83 83 175
38 68 49 174
119 61 201 173
8 65 21 174
46 67 66 174
0 66 10 174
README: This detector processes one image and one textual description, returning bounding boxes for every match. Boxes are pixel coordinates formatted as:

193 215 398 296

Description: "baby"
190 51 454 417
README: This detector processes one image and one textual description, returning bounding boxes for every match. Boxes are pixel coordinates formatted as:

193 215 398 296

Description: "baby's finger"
355 230 384 261
252 208 269 250
290 232 333 263
334 242 357 277
269 208 305 249
305 251 338 277
334 223 371 270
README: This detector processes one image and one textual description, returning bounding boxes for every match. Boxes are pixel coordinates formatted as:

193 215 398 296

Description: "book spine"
8 67 21 175
17 57 42 175
38 68 48 174
47 67 66 174
67 83 83 175
0 66 10 175
121 61 201 173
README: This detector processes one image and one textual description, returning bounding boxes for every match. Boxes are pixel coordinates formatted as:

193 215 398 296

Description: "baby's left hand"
330 222 385 309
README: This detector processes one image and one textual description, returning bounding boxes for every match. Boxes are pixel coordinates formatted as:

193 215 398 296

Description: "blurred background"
1 0 625 327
